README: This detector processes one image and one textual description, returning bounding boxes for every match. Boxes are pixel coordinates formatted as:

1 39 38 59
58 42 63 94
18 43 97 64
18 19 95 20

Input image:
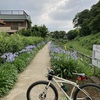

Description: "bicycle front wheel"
73 83 100 100
26 80 58 100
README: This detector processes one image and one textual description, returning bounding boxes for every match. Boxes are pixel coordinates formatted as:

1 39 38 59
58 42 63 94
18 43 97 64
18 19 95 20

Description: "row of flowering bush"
0 41 46 63
0 32 43 55
0 34 47 97
49 42 94 78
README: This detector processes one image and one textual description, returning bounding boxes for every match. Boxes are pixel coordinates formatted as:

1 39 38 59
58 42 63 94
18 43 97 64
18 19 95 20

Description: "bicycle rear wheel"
73 83 100 100
26 80 58 100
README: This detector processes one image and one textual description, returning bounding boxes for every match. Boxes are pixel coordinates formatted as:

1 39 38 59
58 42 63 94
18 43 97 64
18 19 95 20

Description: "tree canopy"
17 24 48 38
73 1 100 36
49 31 66 39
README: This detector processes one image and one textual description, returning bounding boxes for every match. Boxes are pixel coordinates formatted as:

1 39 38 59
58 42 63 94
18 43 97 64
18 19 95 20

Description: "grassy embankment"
65 32 100 56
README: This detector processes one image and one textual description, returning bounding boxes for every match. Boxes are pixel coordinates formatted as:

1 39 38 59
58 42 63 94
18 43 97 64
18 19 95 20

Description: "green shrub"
67 29 78 40
50 42 95 78
0 63 18 97
0 33 44 55
12 52 35 73
11 41 46 73
12 58 26 73
0 39 46 97
22 36 43 46
0 31 47 97
7 34 24 53
0 34 23 53
76 60 94 76
51 54 78 78
51 53 94 78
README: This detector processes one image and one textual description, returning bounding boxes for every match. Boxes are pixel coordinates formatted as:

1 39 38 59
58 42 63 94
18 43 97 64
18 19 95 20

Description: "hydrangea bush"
0 33 43 55
49 42 93 78
0 63 17 97
1 41 45 63
0 37 46 97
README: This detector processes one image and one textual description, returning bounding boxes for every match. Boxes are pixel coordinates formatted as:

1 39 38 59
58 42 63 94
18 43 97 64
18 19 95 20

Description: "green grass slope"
65 32 100 56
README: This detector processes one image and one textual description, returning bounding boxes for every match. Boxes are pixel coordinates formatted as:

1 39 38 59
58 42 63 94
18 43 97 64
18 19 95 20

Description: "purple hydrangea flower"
49 42 78 61
1 41 46 62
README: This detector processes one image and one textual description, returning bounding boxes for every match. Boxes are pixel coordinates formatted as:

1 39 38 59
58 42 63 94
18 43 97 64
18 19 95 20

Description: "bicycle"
26 69 100 100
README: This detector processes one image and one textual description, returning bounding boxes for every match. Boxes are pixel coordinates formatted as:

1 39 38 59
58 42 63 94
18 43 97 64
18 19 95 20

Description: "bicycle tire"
73 83 100 100
26 80 58 100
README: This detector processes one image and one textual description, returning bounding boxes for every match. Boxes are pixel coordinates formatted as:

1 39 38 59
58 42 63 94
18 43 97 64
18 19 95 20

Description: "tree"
50 31 66 39
73 9 89 28
40 25 48 38
89 15 100 34
88 1 100 34
67 29 78 40
17 24 48 38
89 1 100 17
73 1 100 36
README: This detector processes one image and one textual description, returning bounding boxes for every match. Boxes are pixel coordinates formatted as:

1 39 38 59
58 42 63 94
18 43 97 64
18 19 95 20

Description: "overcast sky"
0 0 99 32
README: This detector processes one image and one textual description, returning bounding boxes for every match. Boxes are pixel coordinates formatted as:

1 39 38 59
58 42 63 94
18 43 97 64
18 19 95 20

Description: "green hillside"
64 1 100 56
65 32 100 56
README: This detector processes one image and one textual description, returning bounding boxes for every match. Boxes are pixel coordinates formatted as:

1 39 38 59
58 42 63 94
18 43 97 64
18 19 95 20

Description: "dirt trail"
1 42 64 100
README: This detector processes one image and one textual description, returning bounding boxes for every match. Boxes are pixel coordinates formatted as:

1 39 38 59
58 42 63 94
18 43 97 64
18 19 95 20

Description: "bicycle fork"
39 81 51 100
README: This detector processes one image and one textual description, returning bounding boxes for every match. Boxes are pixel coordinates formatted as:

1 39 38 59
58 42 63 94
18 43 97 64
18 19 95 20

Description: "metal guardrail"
67 47 100 63
52 41 100 76
66 47 91 62
66 47 100 76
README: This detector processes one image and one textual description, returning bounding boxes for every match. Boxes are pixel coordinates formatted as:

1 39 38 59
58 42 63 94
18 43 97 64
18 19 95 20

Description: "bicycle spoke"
74 84 100 100
27 81 58 100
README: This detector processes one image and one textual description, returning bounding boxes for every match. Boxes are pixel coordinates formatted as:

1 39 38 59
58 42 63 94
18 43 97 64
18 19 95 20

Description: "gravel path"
1 42 64 100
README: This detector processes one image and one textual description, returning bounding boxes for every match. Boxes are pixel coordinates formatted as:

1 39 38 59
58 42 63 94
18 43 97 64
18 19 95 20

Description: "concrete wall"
0 27 11 32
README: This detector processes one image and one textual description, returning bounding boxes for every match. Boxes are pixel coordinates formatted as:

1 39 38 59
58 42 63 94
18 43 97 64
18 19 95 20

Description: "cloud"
47 20 73 31
43 0 99 31
48 0 99 21
0 0 99 32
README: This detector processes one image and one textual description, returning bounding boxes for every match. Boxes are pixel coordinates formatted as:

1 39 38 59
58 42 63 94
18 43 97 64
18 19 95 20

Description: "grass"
64 32 100 56
64 41 92 56
52 36 100 77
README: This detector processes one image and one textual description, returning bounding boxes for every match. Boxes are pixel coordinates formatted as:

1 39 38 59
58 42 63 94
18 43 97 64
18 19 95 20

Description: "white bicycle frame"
48 75 91 100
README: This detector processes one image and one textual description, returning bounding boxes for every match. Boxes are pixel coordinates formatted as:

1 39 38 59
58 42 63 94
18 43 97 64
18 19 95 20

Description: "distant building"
0 10 31 34
0 19 5 25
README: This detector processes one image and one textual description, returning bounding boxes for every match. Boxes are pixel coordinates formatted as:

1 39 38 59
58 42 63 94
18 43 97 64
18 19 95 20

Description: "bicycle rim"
27 81 58 100
74 83 100 100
